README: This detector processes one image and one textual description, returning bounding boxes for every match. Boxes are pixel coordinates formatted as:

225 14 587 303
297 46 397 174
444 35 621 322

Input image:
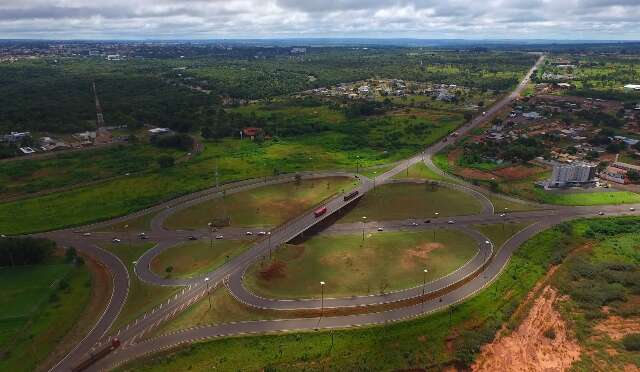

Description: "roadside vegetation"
0 238 92 372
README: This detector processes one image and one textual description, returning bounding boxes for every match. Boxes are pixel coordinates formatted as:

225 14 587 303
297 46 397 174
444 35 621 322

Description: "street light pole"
268 232 272 259
208 222 213 250
422 268 428 310
361 216 367 241
433 212 439 240
124 224 131 249
320 281 325 318
205 277 211 308
1 234 13 267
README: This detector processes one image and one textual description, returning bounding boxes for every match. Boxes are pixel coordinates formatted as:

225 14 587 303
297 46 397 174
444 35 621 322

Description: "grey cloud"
0 0 639 39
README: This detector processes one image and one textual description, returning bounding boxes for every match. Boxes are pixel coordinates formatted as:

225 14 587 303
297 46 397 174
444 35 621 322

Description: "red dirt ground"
472 286 581 372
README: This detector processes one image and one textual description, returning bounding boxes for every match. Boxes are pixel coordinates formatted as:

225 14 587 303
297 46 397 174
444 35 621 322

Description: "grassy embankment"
245 229 477 299
0 261 92 371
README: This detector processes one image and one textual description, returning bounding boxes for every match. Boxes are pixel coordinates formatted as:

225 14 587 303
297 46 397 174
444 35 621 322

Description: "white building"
546 162 597 188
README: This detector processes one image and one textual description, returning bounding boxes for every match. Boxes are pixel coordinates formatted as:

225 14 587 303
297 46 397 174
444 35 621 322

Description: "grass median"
244 229 478 299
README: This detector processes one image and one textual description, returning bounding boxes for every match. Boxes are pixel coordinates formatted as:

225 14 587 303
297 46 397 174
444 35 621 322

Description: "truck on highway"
343 190 359 201
71 338 121 372
314 207 327 218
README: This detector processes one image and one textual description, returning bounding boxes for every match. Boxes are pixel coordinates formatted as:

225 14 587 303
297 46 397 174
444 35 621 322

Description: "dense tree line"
0 237 56 266
462 137 546 165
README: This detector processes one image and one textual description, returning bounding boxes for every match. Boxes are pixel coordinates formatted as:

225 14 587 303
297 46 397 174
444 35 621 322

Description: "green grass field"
0 263 92 372
102 243 180 330
536 190 640 206
0 144 180 201
151 240 252 279
164 177 355 230
0 136 424 236
244 229 477 299
392 161 450 182
117 216 585 372
340 182 482 222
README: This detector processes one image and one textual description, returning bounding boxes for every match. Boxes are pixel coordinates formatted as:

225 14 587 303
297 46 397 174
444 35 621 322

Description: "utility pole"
205 277 211 308
1 234 13 267
421 268 428 311
361 216 367 241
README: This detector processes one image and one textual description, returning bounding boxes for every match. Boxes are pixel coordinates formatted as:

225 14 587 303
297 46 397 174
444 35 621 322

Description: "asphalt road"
41 54 640 371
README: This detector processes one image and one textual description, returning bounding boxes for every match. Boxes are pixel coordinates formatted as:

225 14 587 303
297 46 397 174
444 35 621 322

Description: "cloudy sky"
1 0 639 40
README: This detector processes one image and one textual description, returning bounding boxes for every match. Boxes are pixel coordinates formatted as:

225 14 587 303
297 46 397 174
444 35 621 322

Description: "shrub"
157 155 175 168
622 333 640 351
543 328 556 340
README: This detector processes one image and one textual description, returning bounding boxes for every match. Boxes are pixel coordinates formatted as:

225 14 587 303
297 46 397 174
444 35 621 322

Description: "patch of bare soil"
472 286 581 372
458 167 496 181
594 316 640 341
401 242 444 270
492 165 546 180
259 261 287 281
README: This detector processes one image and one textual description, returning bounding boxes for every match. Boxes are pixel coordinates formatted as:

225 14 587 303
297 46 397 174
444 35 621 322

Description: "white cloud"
0 0 638 39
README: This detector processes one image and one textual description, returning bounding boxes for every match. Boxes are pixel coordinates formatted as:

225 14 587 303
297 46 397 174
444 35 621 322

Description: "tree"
628 170 640 182
157 155 175 168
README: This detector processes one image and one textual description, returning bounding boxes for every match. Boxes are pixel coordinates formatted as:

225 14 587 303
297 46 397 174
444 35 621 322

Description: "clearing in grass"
340 182 482 222
164 177 355 230
244 229 477 299
150 240 252 279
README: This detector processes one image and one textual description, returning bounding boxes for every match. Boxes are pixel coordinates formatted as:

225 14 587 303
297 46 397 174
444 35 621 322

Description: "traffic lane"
48 240 130 372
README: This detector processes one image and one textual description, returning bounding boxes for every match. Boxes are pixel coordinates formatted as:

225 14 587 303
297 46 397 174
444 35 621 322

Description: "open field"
244 229 477 299
536 190 640 206
0 144 180 201
118 216 590 372
0 263 92 372
340 182 483 222
0 131 447 235
151 240 252 279
164 177 355 230
392 161 450 182
102 243 180 330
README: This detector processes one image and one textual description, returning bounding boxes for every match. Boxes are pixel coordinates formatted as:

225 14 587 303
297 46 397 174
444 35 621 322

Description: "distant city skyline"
0 0 639 40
